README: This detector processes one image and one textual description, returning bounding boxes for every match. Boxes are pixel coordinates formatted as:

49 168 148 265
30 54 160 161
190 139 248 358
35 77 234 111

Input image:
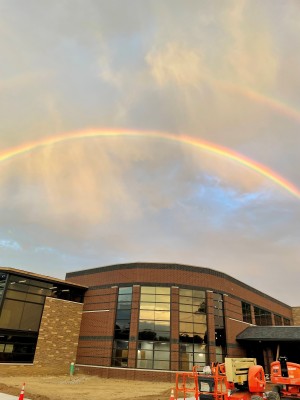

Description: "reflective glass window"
242 302 252 324
113 287 132 342
155 311 170 320
119 287 132 295
19 303 43 331
112 340 129 367
137 286 171 369
116 309 131 320
139 320 155 331
179 288 207 370
156 287 170 295
213 293 226 361
140 310 155 320
0 300 24 330
5 290 27 301
0 332 38 363
254 307 272 326
141 287 155 294
137 342 170 370
179 343 208 370
140 294 155 302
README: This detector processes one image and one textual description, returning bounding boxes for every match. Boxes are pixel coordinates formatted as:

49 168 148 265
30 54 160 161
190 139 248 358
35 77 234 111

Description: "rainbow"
219 82 300 124
0 128 299 199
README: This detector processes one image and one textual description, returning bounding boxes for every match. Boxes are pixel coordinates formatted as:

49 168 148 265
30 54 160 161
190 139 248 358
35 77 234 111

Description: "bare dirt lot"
0 375 174 400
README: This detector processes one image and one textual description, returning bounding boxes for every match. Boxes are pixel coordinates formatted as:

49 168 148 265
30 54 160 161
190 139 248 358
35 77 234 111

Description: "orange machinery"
175 358 267 400
271 356 300 398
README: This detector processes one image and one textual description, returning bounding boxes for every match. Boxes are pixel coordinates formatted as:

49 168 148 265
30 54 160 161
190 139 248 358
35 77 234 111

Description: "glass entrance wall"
137 341 170 370
179 289 207 370
137 286 170 370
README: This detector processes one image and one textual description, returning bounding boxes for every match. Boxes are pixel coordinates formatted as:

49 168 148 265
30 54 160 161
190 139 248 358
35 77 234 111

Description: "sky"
0 0 300 306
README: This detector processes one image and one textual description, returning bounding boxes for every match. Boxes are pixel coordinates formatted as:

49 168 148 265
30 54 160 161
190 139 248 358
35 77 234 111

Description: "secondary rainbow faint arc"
219 82 300 124
0 128 299 199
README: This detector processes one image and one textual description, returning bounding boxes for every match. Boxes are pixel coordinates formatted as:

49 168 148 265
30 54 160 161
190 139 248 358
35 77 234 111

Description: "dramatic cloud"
0 0 299 305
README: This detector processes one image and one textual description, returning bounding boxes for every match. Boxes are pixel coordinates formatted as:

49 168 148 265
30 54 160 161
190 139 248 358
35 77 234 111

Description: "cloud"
0 0 299 306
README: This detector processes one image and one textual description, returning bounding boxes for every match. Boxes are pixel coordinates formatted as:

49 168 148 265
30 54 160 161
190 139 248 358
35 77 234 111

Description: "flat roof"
0 267 87 290
237 326 300 342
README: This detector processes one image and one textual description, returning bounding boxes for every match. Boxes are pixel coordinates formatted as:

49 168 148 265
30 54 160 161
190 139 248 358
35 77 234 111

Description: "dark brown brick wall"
76 365 176 382
66 264 292 318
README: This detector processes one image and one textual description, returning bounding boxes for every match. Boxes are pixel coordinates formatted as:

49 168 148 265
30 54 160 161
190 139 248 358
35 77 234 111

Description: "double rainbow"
0 128 299 199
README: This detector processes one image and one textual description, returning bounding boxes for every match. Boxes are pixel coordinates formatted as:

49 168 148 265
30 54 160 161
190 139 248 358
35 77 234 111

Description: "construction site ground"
0 375 276 400
0 374 175 400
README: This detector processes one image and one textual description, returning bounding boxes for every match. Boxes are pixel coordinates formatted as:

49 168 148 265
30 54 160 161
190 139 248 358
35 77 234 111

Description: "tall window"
112 287 132 367
274 314 283 326
179 289 207 370
283 318 291 326
214 293 226 363
242 302 252 324
254 306 272 326
137 286 170 370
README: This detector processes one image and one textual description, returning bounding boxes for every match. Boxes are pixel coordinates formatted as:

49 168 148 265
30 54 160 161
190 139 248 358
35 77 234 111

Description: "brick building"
65 262 297 381
0 262 298 381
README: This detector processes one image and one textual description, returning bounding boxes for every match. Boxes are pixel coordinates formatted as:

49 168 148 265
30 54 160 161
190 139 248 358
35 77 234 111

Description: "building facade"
66 262 293 381
0 263 296 380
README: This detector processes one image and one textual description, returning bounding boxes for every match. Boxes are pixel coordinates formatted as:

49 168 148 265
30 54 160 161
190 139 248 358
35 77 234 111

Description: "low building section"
0 267 87 375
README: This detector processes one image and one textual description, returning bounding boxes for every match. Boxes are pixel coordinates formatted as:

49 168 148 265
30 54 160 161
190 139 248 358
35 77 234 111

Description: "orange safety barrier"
175 370 199 400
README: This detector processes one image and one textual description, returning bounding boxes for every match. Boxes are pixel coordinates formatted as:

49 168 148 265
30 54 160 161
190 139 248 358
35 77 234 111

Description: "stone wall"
292 307 300 325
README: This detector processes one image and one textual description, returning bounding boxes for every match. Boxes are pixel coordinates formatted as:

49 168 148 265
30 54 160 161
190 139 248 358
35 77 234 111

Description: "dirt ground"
0 374 174 400
0 374 276 400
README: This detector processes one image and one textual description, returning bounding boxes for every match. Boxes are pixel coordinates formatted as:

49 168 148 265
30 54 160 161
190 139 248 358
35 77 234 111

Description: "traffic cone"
18 383 25 400
170 388 175 400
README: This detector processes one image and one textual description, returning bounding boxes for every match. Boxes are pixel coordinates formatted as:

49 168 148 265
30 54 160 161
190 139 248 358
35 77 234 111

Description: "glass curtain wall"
0 275 54 362
0 275 54 331
137 286 170 370
213 293 226 363
179 289 207 371
112 287 133 367
254 307 272 326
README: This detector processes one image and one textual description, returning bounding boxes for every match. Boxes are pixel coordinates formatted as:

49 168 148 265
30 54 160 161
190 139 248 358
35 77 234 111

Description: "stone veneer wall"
292 307 300 325
0 297 83 376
